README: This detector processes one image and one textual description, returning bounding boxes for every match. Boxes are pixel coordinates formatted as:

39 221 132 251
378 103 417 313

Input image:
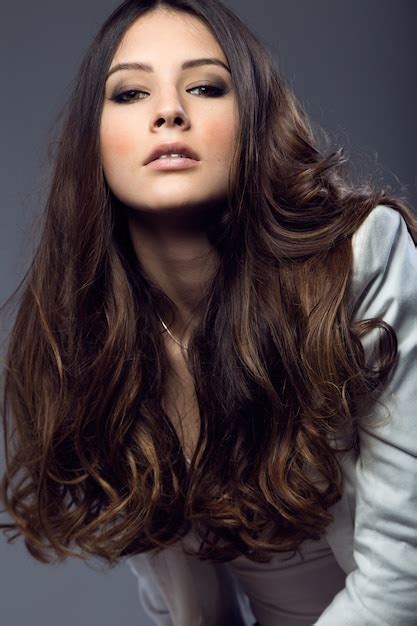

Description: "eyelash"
110 84 226 104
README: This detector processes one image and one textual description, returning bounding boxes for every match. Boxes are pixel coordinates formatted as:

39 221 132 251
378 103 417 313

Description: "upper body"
126 204 417 626
1 4 416 625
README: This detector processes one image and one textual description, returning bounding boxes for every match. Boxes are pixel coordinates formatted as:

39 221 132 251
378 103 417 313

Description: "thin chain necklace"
157 312 190 466
157 312 189 350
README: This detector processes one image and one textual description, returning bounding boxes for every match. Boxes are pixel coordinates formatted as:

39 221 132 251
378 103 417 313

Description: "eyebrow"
106 57 231 80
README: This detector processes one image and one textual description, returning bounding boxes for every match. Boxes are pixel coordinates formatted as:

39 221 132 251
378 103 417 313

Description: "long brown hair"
1 0 416 568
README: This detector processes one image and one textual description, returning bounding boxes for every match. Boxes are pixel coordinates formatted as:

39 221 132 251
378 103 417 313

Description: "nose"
150 88 191 130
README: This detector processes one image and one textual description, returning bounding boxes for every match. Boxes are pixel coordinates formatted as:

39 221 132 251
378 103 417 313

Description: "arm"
125 553 175 626
315 204 417 625
125 542 252 626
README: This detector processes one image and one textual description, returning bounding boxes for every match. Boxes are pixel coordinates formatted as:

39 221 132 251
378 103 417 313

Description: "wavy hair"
1 0 417 568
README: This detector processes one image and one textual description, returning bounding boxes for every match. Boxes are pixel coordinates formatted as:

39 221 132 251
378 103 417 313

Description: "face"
100 7 238 217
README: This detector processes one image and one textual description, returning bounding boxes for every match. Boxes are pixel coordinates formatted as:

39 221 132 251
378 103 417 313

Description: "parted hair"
1 0 417 568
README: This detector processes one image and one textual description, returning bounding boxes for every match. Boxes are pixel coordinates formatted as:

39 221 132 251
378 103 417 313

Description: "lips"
144 141 200 165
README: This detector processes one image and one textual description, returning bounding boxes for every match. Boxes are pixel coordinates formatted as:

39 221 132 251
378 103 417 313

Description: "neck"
124 205 220 337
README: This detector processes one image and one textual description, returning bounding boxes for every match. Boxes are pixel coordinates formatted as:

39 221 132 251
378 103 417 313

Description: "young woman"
1 1 416 625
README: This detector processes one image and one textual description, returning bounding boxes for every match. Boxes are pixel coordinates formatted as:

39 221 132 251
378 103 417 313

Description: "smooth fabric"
125 205 417 625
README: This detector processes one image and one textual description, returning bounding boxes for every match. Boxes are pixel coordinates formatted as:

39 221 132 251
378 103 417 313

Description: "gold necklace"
157 312 189 350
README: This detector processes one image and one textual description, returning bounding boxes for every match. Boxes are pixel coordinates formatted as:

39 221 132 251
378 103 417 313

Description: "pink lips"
144 141 200 165
146 156 199 170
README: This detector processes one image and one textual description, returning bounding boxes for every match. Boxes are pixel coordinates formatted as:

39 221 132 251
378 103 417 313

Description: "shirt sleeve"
125 553 175 626
314 204 417 625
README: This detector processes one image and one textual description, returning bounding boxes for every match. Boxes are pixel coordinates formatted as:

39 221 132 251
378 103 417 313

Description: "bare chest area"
162 344 201 462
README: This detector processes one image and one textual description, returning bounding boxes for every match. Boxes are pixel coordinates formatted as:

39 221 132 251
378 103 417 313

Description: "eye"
110 84 226 104
110 89 147 104
188 84 226 97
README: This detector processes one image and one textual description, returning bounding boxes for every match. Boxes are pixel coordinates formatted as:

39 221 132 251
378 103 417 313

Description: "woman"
1 1 416 625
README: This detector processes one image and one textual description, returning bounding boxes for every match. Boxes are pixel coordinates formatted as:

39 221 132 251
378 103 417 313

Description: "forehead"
111 8 226 67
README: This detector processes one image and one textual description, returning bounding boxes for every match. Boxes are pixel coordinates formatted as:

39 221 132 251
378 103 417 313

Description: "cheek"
206 112 237 161
100 116 138 165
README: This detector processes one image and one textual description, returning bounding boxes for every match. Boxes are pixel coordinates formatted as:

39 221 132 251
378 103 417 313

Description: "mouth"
145 156 200 171
144 142 200 166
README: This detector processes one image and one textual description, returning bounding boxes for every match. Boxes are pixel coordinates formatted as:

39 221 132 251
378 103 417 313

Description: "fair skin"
100 7 238 349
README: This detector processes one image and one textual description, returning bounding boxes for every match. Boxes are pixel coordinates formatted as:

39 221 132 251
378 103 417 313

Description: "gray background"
1 1 415 625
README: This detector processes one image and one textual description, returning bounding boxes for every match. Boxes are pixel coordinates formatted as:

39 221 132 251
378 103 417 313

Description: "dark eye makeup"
109 84 227 104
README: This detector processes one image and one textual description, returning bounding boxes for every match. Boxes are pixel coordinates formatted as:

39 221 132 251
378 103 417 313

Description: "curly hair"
1 0 417 569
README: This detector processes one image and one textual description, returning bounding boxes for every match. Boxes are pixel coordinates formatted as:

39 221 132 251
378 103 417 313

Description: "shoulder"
349 203 417 453
349 204 416 307
352 203 401 240
351 204 403 273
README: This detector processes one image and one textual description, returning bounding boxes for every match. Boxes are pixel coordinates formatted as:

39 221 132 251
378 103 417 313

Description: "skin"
100 7 239 347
